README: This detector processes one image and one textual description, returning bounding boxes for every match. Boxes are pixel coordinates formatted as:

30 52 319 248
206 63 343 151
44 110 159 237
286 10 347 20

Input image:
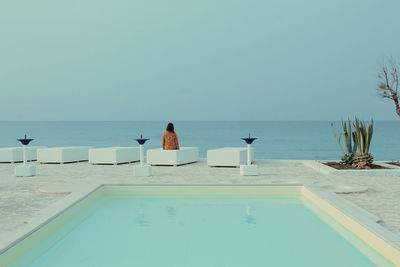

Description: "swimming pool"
1 185 399 266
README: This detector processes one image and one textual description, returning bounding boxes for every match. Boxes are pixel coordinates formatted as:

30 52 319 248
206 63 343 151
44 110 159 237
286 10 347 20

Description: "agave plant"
331 119 357 165
352 118 374 169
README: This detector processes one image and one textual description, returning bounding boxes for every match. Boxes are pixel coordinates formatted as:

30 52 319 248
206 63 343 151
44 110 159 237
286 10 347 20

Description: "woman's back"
163 131 179 150
163 122 179 150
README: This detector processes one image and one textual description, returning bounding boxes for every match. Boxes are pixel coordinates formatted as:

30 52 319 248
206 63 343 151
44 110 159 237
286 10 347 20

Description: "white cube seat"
207 147 255 167
0 146 46 163
0 147 21 163
37 146 91 164
147 147 199 166
26 146 46 162
89 147 140 165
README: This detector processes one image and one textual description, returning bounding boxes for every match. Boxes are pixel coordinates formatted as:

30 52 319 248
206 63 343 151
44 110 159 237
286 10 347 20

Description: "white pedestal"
240 164 258 176
133 164 152 177
15 165 36 177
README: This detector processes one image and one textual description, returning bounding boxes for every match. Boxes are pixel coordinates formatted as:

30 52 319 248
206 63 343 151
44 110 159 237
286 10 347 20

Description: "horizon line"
0 119 397 123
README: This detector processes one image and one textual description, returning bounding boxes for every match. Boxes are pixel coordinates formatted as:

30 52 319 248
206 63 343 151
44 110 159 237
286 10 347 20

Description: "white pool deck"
1 159 400 252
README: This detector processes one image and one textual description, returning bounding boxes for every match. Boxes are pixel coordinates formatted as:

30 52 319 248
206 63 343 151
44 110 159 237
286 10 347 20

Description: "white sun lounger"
207 147 254 167
37 146 91 164
146 147 199 166
0 146 46 163
89 147 140 165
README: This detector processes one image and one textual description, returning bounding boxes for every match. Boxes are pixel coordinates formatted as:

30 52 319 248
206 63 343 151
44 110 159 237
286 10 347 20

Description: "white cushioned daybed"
147 147 199 166
207 147 254 167
0 146 46 163
89 147 140 165
37 146 91 164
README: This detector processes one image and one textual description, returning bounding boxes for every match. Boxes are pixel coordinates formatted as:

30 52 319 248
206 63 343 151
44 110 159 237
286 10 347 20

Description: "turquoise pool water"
11 195 394 266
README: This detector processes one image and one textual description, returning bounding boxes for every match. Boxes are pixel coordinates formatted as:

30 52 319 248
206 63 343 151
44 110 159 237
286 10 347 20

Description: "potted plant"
331 119 357 166
352 118 374 169
329 118 378 170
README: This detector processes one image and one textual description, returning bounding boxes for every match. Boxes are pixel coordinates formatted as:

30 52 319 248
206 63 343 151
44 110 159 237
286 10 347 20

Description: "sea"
0 121 398 161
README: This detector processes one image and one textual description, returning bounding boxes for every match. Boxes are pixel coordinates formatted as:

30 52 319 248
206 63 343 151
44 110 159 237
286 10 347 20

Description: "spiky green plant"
352 118 374 169
331 119 357 165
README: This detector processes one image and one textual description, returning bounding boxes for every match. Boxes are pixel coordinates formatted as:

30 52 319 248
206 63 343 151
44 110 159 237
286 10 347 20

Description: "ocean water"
12 195 393 267
0 121 399 160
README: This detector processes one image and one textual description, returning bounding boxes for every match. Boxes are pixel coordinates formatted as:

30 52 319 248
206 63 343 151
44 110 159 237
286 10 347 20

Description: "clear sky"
1 0 399 121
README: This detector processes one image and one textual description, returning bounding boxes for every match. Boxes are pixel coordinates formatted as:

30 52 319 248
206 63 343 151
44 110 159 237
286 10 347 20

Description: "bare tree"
378 59 400 117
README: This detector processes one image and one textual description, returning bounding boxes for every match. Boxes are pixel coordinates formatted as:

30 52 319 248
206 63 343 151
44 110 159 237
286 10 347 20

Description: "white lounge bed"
37 146 91 164
89 147 140 165
147 147 199 166
0 146 46 163
207 147 255 167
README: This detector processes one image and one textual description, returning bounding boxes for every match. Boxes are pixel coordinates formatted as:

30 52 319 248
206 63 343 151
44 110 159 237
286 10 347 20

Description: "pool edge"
1 184 399 266
303 185 400 266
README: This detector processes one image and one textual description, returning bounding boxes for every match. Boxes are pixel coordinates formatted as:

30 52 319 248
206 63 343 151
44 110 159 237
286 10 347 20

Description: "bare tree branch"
377 59 400 117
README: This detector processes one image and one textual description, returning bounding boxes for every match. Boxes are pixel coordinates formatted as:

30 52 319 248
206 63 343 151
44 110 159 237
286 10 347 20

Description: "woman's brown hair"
166 122 175 133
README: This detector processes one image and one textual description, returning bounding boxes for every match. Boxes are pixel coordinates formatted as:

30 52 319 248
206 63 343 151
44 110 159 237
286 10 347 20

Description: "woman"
163 123 180 150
